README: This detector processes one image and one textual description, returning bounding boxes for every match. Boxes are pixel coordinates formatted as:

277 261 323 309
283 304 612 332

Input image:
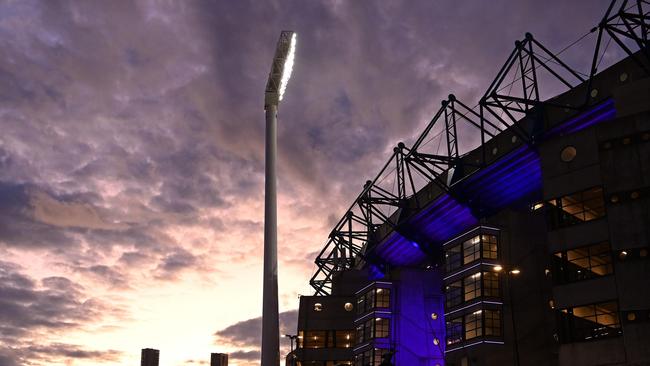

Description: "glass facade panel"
547 187 606 229
445 232 499 272
446 316 463 345
446 244 462 272
552 242 613 284
557 301 621 342
353 348 389 366
305 330 327 348
374 318 389 338
355 318 390 344
446 280 463 309
463 273 481 301
356 287 390 315
484 309 501 336
482 271 500 297
375 288 390 308
482 234 498 259
463 236 481 264
335 330 353 348
464 311 483 340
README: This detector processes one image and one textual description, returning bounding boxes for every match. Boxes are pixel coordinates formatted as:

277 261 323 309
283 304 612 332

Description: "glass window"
305 330 327 348
374 318 389 338
552 242 613 284
464 311 483 340
463 273 481 301
356 324 364 345
375 288 390 308
446 316 463 345
356 287 389 315
482 235 498 259
446 244 462 272
354 348 388 366
484 309 501 336
373 348 388 366
482 271 500 297
364 320 372 342
547 187 606 229
356 294 366 315
445 280 463 309
557 301 621 343
335 330 353 348
463 236 481 264
297 330 304 348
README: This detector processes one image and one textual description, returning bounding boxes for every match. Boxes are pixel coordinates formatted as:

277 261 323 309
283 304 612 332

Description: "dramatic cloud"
0 261 124 365
214 309 298 362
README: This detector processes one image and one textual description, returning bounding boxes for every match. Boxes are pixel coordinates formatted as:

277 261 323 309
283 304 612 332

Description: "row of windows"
545 186 606 229
446 309 502 345
353 348 389 366
356 288 390 315
445 271 500 309
297 330 354 349
445 234 499 273
556 301 621 343
356 318 390 344
552 242 613 284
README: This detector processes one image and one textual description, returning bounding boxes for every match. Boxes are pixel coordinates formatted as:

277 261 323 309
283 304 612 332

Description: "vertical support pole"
262 103 280 366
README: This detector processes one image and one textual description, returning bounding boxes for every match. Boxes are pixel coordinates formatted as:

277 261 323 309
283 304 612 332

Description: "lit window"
464 311 483 340
463 273 481 301
463 236 481 264
375 288 390 308
374 318 389 338
552 242 613 284
557 301 621 342
335 330 354 348
297 331 304 348
481 235 498 259
546 187 605 229
482 271 500 297
305 330 326 348
484 309 501 336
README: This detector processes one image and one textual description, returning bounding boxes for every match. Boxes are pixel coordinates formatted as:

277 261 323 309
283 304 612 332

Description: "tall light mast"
262 30 297 366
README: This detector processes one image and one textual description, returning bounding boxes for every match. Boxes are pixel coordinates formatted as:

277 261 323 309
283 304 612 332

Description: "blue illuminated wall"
392 268 445 366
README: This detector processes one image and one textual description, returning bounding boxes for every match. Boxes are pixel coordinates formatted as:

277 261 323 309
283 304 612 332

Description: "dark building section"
141 348 160 366
289 2 650 365
211 352 228 366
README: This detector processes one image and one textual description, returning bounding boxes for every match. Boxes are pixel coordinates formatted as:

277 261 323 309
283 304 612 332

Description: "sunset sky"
0 1 616 365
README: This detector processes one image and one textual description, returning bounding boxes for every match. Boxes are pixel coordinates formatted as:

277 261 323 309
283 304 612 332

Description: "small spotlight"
510 269 521 275
493 265 503 272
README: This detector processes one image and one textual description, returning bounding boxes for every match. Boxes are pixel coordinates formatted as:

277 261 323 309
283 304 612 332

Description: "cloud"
0 260 126 365
214 309 298 360
229 350 260 361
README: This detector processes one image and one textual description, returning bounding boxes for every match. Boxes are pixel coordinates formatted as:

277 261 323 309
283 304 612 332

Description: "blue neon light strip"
546 99 616 136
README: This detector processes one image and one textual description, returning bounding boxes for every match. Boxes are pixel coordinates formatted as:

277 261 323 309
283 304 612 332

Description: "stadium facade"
286 1 650 365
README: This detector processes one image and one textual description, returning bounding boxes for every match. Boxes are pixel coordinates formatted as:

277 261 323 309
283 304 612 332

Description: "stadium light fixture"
265 31 297 107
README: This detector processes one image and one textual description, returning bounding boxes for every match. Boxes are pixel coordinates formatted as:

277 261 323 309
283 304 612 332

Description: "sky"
0 1 620 365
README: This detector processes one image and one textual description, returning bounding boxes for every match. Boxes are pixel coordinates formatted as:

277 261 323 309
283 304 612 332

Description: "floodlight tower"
261 30 296 366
